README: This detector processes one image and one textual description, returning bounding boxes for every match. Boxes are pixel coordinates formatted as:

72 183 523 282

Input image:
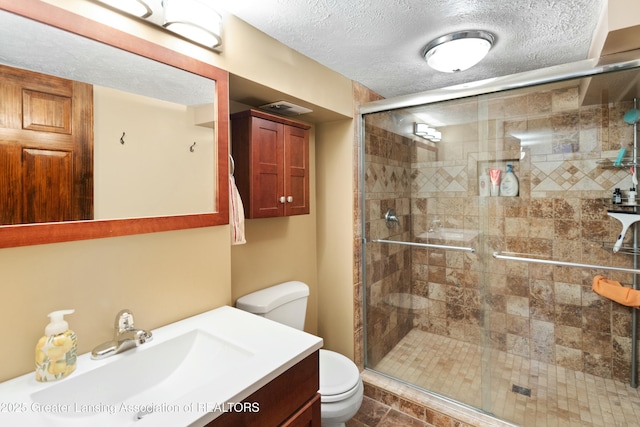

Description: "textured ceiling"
210 0 606 98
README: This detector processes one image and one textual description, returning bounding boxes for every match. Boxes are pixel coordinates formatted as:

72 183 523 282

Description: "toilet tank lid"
236 281 309 314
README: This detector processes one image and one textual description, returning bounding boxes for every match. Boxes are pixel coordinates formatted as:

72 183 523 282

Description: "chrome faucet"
91 309 153 360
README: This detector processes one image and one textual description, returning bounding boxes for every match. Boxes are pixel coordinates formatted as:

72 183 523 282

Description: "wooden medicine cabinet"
231 110 310 219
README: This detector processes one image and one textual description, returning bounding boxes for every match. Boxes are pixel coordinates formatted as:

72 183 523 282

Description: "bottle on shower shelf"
489 169 501 196
478 169 490 197
500 164 519 197
613 188 622 204
629 188 637 205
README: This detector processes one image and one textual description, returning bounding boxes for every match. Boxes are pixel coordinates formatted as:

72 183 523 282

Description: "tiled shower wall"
366 84 640 383
363 118 415 366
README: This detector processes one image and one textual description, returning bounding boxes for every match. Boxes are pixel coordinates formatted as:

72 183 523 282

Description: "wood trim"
0 215 221 249
0 0 230 248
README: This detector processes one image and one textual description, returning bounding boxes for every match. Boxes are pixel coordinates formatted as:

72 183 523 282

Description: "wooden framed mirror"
0 0 229 248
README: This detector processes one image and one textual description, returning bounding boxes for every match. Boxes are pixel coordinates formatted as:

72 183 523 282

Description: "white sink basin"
0 306 323 427
31 330 253 424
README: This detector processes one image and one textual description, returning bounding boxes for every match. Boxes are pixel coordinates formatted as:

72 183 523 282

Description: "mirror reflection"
0 9 216 226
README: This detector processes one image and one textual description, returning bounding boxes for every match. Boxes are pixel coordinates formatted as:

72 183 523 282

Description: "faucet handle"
115 309 135 334
138 329 153 344
384 208 400 228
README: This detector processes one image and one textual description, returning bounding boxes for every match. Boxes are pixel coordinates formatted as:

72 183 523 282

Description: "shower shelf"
597 159 638 169
604 200 640 208
600 242 640 255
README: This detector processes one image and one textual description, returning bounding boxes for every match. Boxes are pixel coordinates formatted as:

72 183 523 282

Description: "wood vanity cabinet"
231 109 310 219
208 350 320 426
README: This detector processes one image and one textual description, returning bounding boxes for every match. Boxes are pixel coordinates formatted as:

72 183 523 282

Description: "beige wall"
0 226 231 381
0 0 356 382
607 0 640 38
589 0 640 57
94 86 214 219
230 129 319 334
316 119 356 358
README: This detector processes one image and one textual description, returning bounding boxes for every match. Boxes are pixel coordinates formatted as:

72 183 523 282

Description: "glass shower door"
362 97 492 412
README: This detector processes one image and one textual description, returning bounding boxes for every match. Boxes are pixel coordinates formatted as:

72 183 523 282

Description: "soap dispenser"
500 164 519 197
35 309 77 382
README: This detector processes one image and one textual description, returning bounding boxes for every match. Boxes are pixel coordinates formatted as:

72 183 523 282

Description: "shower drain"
511 384 532 397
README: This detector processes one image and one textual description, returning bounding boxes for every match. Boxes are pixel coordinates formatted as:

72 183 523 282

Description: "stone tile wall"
363 116 415 366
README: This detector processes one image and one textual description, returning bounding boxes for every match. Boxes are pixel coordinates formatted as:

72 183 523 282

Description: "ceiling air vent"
258 101 313 116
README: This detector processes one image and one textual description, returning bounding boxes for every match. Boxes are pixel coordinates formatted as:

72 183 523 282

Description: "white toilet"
236 281 363 427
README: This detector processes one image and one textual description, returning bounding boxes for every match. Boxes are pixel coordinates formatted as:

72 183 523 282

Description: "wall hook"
190 142 197 152
120 132 126 145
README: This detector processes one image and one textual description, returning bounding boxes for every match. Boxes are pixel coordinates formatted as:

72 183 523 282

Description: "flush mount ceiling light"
423 30 494 73
163 0 222 49
96 0 152 18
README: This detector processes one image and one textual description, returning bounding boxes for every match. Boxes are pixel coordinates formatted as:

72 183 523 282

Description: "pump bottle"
500 164 519 197
35 309 77 382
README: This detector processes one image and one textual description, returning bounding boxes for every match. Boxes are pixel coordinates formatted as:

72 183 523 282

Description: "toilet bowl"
236 281 363 426
319 349 364 427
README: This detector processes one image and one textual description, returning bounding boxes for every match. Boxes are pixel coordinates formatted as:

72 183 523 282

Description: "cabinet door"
284 125 309 216
281 393 321 427
250 117 285 218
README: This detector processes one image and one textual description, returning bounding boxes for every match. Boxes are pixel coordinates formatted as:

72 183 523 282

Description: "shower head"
624 109 640 125
608 210 640 253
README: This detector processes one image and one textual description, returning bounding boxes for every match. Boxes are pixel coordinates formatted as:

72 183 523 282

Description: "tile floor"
347 395 436 427
367 329 640 426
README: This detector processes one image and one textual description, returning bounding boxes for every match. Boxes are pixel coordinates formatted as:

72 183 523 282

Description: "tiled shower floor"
372 329 640 426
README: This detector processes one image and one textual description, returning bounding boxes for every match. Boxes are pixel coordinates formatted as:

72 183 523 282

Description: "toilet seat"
319 349 361 403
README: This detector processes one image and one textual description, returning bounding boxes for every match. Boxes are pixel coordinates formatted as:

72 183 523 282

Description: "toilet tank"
235 281 309 330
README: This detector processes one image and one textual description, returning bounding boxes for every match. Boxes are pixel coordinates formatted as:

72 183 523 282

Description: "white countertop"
0 306 323 426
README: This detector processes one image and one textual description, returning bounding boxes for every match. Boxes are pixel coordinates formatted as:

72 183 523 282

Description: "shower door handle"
492 252 640 274
372 239 475 253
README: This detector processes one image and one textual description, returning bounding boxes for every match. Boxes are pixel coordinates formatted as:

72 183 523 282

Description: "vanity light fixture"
423 30 494 73
91 0 223 50
413 122 431 137
430 130 442 142
414 122 441 142
95 0 152 18
162 0 222 49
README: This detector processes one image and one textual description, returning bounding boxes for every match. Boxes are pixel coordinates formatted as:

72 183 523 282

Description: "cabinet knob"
279 196 286 204
287 196 293 203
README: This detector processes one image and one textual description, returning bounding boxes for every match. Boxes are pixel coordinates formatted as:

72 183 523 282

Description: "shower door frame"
359 48 640 417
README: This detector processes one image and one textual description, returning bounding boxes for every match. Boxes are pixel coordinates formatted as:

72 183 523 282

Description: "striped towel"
229 175 246 245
